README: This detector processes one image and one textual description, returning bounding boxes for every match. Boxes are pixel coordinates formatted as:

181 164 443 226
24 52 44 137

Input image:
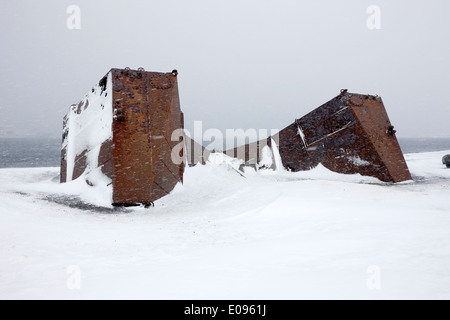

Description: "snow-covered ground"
0 150 449 300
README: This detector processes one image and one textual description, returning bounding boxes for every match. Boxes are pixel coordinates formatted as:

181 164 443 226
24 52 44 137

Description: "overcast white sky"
0 0 449 139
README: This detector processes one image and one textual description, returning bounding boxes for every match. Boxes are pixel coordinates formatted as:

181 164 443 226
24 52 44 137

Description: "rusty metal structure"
61 68 185 206
227 90 412 183
61 72 412 208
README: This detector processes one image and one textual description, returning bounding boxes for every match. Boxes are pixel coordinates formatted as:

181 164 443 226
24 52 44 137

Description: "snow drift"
0 150 449 299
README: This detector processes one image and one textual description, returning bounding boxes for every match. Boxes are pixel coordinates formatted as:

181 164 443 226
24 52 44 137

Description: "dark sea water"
0 137 449 168
399 138 450 154
0 138 61 168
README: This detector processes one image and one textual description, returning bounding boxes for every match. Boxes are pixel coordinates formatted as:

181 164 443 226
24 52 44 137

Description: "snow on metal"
61 68 185 206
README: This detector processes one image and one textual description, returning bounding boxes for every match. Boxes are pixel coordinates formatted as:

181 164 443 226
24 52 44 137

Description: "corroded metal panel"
227 139 265 164
110 68 184 205
346 95 412 182
60 68 185 206
227 91 412 183
110 69 154 205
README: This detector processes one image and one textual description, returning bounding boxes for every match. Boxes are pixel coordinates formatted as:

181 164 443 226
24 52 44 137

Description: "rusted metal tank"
228 90 412 183
60 68 185 206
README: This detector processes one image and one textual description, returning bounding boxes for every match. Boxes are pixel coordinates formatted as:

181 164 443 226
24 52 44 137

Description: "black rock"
443 155 450 168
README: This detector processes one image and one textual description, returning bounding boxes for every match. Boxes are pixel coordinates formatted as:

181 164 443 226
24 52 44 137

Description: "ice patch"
297 126 307 148
271 138 285 172
259 145 274 169
348 156 372 166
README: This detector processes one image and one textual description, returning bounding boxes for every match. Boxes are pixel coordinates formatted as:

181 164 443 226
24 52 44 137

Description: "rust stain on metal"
61 74 412 209
61 68 185 206
228 91 412 183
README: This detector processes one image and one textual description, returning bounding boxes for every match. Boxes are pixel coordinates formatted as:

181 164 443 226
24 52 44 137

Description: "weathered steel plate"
227 91 412 183
61 68 185 206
